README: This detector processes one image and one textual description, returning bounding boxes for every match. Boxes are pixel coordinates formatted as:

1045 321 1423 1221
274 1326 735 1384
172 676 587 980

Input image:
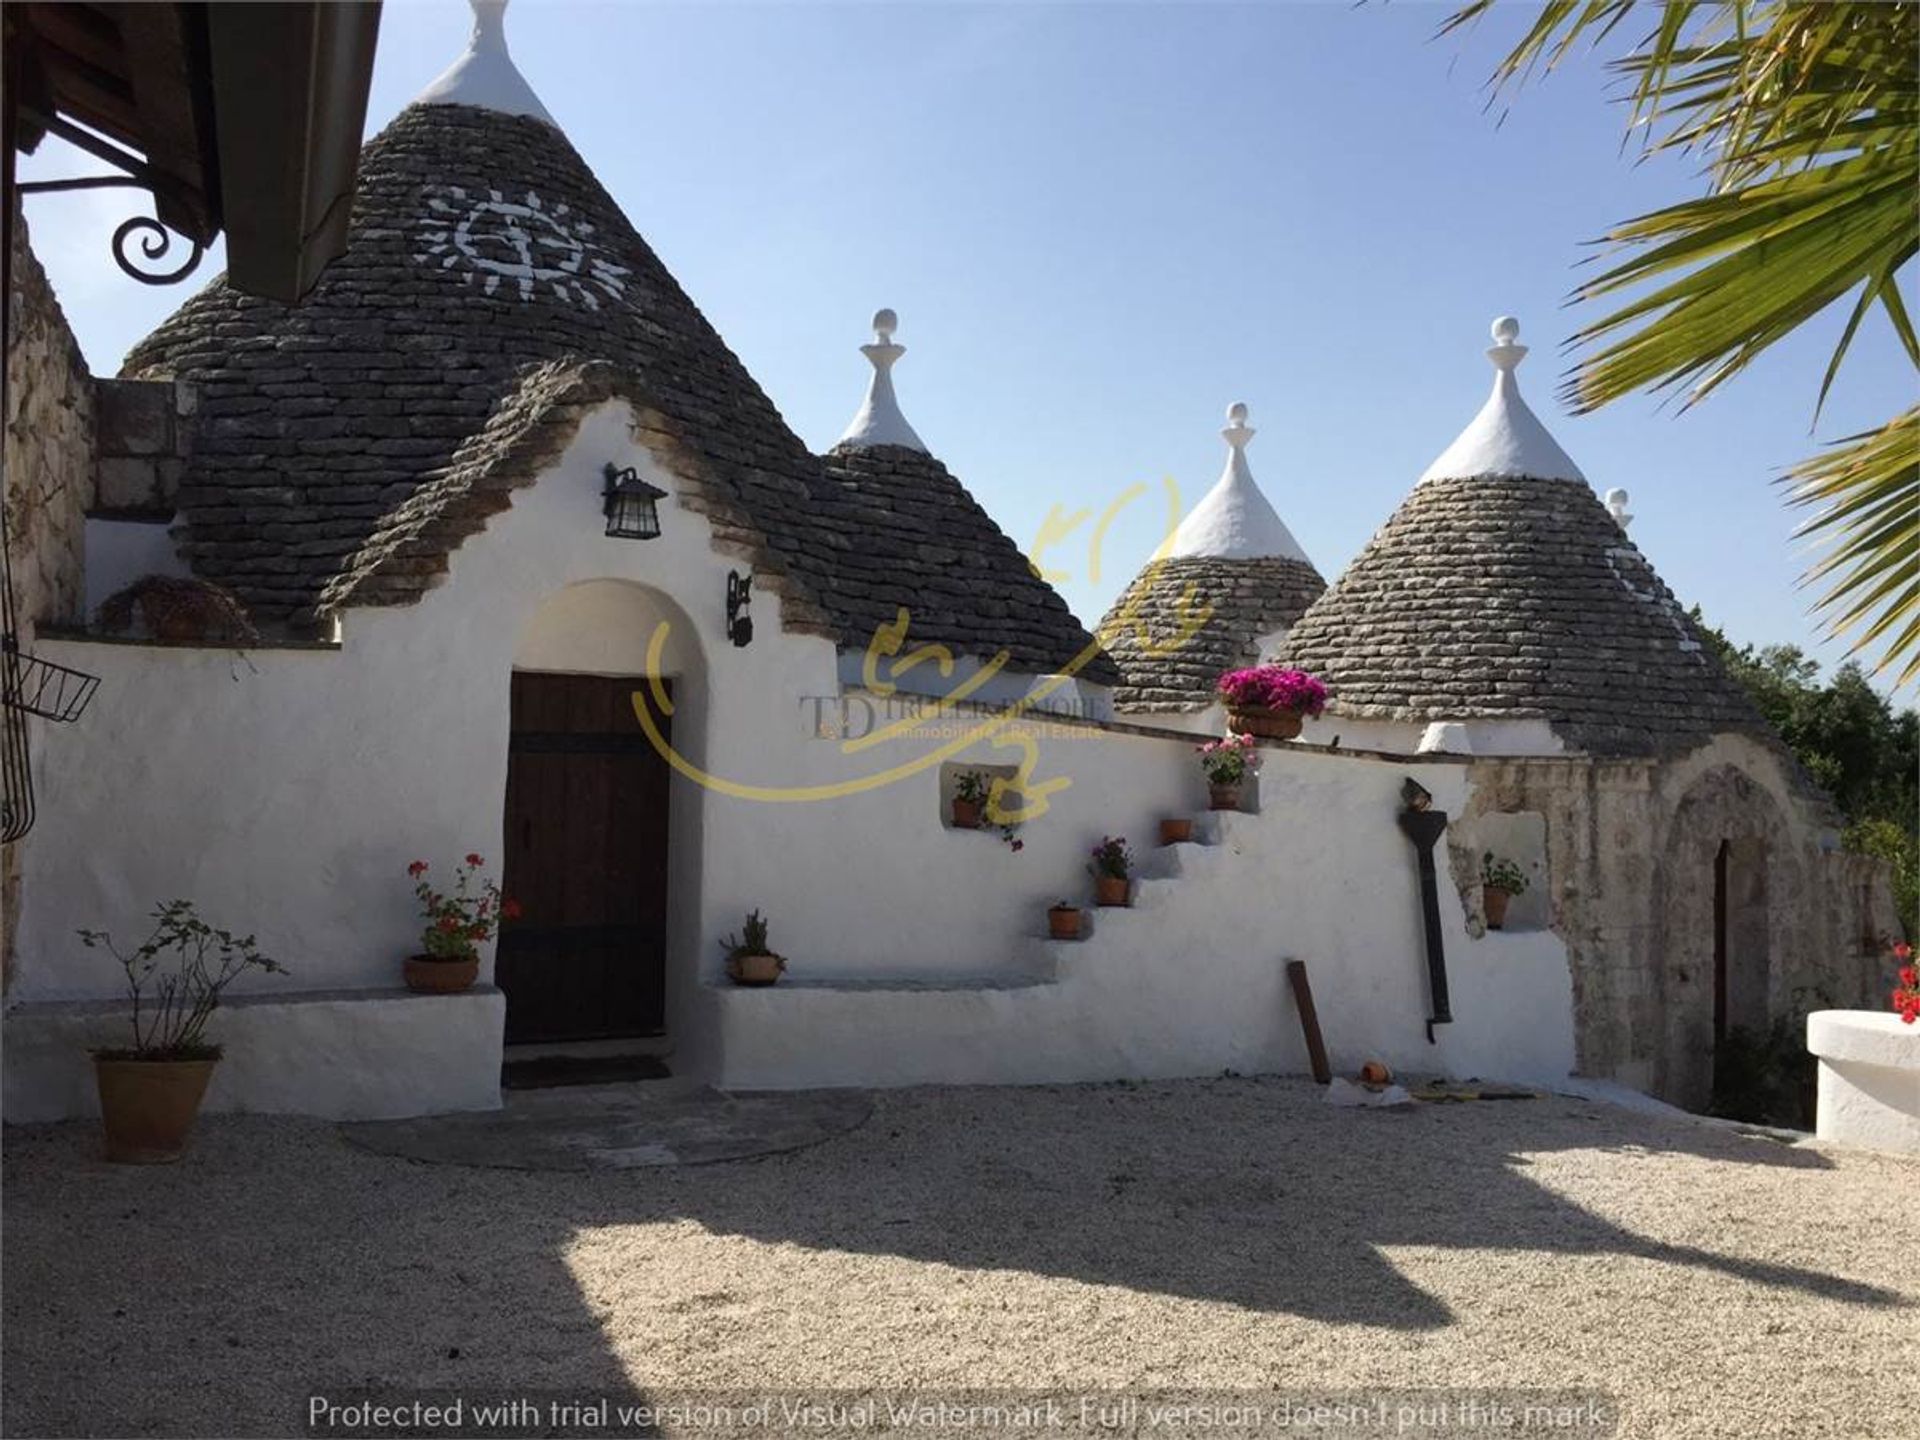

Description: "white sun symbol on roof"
414 187 629 309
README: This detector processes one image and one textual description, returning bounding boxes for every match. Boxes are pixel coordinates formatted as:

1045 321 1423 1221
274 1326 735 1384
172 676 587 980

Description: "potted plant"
1197 734 1261 810
1216 665 1328 740
1088 836 1133 907
1048 901 1083 940
405 854 518 993
951 770 989 829
722 909 787 985
1159 817 1194 845
1481 851 1529 930
77 900 286 1163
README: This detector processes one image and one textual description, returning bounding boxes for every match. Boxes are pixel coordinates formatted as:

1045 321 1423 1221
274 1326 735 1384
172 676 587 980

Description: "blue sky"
19 0 1913 690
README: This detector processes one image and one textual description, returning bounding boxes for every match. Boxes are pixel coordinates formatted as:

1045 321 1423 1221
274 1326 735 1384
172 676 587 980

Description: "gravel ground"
4 1078 1917 1440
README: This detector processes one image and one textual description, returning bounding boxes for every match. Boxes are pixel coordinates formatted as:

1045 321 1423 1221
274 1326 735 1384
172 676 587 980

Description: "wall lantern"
726 570 754 648
602 463 667 540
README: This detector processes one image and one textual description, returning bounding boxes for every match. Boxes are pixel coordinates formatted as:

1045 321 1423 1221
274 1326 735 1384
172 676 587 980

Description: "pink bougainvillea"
1216 665 1329 718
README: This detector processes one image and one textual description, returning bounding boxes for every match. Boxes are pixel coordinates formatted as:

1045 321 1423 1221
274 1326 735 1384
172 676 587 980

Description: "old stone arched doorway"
1655 766 1794 1109
501 580 707 1048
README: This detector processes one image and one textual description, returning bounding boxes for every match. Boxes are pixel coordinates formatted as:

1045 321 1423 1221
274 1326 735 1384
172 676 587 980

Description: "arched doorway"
500 581 706 1050
1656 766 1792 1108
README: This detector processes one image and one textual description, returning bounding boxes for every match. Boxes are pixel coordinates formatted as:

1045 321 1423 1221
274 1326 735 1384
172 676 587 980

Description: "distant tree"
1693 608 1918 936
1444 2 1919 684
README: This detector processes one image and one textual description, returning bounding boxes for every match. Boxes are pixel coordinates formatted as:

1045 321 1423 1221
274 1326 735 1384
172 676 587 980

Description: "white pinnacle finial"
1488 315 1527 372
1605 488 1634 529
1165 400 1312 563
836 307 928 452
1419 313 1585 484
414 0 557 128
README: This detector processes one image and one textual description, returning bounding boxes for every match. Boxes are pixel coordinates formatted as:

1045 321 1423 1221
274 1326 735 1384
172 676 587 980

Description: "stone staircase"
708 780 1579 1091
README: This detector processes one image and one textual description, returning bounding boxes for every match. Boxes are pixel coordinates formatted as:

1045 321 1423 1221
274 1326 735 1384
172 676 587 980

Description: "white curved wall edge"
1808 1009 1920 1156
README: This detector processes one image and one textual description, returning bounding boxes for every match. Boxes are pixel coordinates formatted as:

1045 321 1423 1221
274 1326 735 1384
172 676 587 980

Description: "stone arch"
1653 764 1798 1108
506 579 708 1051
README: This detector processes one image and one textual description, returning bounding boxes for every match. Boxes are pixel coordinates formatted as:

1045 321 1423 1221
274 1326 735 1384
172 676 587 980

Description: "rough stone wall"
6 210 91 633
3 212 96 992
93 378 191 517
1454 732 1896 1108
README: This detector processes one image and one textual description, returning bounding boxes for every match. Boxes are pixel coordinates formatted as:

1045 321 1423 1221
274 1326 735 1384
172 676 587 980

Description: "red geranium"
409 855 515 961
1892 939 1920 1025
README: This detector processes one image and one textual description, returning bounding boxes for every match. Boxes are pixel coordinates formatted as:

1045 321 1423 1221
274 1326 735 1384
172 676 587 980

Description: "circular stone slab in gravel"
341 1080 871 1169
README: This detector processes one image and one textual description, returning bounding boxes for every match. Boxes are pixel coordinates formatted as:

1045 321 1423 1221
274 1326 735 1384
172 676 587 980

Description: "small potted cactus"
1481 852 1529 931
1048 901 1083 940
722 909 786 985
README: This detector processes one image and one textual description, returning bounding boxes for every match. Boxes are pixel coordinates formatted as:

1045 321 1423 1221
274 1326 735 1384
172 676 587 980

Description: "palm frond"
1447 0 1920 678
1783 408 1920 686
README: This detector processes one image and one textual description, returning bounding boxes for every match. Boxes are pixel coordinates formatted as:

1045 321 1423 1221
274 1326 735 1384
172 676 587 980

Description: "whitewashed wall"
9 399 1579 1112
707 759 1576 1090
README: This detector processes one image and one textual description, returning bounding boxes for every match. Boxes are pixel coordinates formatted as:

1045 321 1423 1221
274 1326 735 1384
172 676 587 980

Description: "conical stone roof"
1101 556 1326 712
1100 404 1325 712
121 40 1108 680
1279 321 1764 756
824 311 1117 684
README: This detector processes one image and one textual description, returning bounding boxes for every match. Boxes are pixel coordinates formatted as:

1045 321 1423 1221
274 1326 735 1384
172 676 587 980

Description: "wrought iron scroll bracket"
15 114 207 286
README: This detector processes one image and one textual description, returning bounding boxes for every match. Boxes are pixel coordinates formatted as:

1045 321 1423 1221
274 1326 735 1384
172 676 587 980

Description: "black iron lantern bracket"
726 570 754 648
602 463 667 541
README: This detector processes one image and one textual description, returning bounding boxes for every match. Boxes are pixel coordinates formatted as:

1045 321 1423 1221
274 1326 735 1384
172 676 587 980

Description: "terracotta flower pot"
728 951 786 986
1226 705 1303 741
951 798 983 830
1208 783 1242 811
1483 886 1513 931
1095 874 1130 908
1159 817 1194 845
94 1056 218 1164
1048 906 1083 940
405 953 479 993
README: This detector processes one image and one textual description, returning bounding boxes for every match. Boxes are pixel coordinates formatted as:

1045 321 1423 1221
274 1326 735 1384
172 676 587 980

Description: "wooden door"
497 673 670 1043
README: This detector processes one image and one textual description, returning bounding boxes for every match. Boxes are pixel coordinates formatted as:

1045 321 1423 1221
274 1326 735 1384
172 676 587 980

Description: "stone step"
1130 876 1182 910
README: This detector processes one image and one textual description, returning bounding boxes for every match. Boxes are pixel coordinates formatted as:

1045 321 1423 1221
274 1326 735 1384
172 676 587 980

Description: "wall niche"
1471 810 1549 933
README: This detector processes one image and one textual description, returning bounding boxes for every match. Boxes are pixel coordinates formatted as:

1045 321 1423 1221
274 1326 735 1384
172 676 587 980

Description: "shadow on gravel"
1 1077 1903 1437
